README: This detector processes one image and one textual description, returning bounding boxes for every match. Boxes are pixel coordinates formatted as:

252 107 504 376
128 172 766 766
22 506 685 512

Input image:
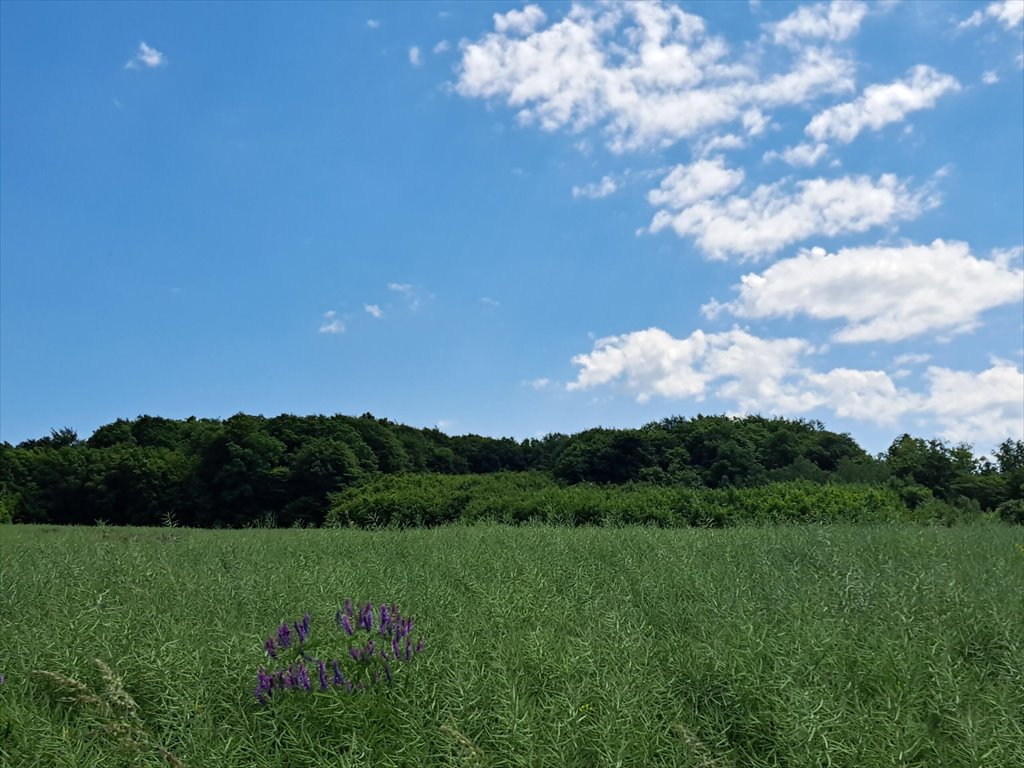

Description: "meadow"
1 522 1022 767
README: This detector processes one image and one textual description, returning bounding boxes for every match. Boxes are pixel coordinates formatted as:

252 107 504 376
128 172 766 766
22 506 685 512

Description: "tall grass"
1 523 1022 767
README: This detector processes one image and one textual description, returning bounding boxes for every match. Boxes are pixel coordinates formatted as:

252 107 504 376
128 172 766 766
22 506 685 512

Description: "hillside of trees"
1 412 1021 528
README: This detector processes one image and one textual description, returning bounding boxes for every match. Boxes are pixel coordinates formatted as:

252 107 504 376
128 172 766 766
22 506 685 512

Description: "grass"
1 522 1022 767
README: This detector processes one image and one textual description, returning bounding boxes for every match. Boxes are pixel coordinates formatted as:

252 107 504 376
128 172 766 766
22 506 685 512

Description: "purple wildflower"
254 687 268 705
264 638 277 659
345 680 354 693
282 667 295 690
256 666 274 693
349 646 361 662
392 636 400 659
344 598 352 617
405 637 412 661
332 659 345 686
365 639 376 658
297 662 311 691
359 603 374 632
380 604 389 629
415 636 425 654
317 660 329 691
277 622 292 650
341 615 354 636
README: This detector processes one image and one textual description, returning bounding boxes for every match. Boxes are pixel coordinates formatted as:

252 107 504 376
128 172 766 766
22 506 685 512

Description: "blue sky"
1 0 1022 454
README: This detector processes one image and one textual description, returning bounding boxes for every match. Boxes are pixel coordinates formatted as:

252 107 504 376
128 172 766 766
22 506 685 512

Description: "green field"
1 523 1022 767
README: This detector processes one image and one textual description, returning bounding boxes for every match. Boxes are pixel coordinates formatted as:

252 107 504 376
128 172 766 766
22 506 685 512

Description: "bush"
326 474 913 529
995 499 1024 525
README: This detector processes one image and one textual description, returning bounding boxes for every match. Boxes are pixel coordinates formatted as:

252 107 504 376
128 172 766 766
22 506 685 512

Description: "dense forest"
1 412 1022 528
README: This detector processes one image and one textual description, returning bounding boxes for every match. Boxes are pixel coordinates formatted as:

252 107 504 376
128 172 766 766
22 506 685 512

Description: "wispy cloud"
364 304 384 319
805 65 961 144
366 19 381 30
434 40 451 54
479 297 500 307
409 46 422 67
572 176 617 199
318 310 345 334
388 282 424 311
958 0 1024 31
125 42 165 70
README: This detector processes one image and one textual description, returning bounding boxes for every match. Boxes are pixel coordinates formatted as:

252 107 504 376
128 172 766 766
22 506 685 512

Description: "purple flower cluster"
254 601 425 705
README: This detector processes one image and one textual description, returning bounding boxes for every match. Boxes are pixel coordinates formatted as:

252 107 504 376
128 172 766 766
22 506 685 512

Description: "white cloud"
567 326 1023 442
763 142 829 167
892 353 932 367
567 327 813 407
125 42 165 70
409 46 422 67
479 297 501 307
925 363 1024 444
434 40 451 54
366 19 381 29
765 1 868 48
649 169 934 260
572 176 617 199
706 239 1024 341
494 5 548 36
648 157 744 208
526 377 551 390
958 1 1024 31
319 310 345 335
456 2 855 153
364 304 384 318
982 69 1000 84
388 282 423 310
805 65 961 144
696 133 746 155
992 245 1024 267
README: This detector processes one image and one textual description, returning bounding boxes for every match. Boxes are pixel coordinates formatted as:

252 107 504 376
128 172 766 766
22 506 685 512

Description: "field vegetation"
2 523 1022 767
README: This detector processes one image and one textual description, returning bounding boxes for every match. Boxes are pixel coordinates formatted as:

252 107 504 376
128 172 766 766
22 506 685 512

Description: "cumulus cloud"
704 239 1024 341
566 327 814 408
125 42 165 70
924 362 1024 444
493 5 547 35
409 46 422 66
805 65 961 144
567 326 1023 442
572 176 617 199
319 311 345 334
456 2 855 153
648 157 744 208
982 70 1000 84
764 0 868 48
958 1 1024 31
364 304 384 318
648 169 934 260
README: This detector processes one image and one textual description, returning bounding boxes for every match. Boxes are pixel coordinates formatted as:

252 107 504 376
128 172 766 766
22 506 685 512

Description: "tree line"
1 412 1021 527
